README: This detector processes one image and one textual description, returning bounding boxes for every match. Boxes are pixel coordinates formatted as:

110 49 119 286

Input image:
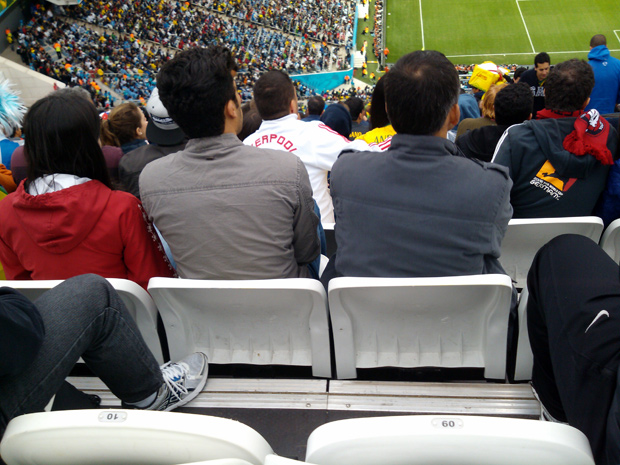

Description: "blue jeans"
0 274 163 437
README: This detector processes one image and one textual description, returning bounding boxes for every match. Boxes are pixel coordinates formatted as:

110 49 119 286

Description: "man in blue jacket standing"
586 34 620 115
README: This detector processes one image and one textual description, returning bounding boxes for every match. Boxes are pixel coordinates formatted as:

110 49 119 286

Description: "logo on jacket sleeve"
529 160 577 200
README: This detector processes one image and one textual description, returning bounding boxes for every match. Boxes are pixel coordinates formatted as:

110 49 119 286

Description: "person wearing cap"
119 88 187 199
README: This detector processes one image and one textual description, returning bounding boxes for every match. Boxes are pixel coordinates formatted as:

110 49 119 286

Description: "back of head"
544 59 594 112
534 52 550 67
253 70 296 120
156 46 237 139
320 103 352 137
238 102 262 141
24 92 110 189
307 95 325 116
480 83 507 119
513 67 527 81
590 34 607 48
100 102 143 146
494 82 533 126
345 97 365 121
383 50 460 135
369 76 390 130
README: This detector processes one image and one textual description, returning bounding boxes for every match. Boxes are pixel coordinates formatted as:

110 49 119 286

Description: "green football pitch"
385 0 620 65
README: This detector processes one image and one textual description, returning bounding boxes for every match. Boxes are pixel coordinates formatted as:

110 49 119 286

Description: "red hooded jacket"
0 180 175 288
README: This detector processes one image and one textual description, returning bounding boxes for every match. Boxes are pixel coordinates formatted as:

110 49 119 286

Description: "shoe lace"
160 361 189 401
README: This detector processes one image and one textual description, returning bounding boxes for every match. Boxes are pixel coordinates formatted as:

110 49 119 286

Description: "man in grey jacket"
139 46 320 279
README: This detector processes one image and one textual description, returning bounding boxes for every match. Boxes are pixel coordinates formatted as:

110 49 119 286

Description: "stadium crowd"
3 0 620 459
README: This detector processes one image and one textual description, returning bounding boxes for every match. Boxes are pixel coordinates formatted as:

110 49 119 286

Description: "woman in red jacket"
0 91 176 289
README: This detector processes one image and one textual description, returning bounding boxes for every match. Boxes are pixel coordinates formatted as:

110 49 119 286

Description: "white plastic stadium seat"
0 410 273 465
599 218 620 262
2 278 164 363
304 415 595 465
513 287 534 381
264 455 308 465
499 216 603 289
148 278 331 378
328 274 513 380
175 461 255 465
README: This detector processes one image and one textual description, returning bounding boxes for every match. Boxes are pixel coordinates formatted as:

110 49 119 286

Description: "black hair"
534 52 550 66
345 97 365 120
383 50 460 135
253 70 296 120
156 46 237 139
513 67 527 80
544 59 594 112
494 83 533 126
368 76 390 130
307 96 325 116
590 34 606 48
238 102 262 141
24 93 111 189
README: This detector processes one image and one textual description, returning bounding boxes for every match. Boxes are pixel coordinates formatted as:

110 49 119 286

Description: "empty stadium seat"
499 217 604 289
599 218 620 262
328 274 513 380
0 410 273 465
2 278 164 363
304 415 595 465
147 278 331 378
513 287 534 381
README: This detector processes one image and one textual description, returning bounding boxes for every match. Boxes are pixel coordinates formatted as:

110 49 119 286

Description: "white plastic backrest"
304 415 595 465
0 410 273 465
148 278 331 378
175 461 255 465
514 288 534 381
264 455 310 464
1 279 163 363
318 255 329 278
500 217 603 289
600 218 620 262
328 275 513 380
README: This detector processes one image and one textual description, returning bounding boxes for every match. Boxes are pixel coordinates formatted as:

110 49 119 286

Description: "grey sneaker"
149 352 208 412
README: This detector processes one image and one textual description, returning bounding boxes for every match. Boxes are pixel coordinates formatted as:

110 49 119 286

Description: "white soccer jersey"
244 114 389 222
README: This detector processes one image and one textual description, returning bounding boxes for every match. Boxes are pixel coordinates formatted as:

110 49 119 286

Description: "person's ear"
581 97 591 110
448 103 460 127
225 99 237 119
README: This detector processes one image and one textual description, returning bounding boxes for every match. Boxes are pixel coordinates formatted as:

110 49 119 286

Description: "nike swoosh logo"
585 310 610 333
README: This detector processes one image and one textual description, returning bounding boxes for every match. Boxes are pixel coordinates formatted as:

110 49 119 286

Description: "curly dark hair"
156 46 237 138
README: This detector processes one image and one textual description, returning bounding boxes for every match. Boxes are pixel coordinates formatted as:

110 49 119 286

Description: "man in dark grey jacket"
492 59 618 218
321 50 513 283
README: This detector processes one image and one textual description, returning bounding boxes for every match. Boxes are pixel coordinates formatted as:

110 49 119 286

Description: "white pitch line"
446 49 620 58
614 30 620 46
516 0 535 53
419 0 425 50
